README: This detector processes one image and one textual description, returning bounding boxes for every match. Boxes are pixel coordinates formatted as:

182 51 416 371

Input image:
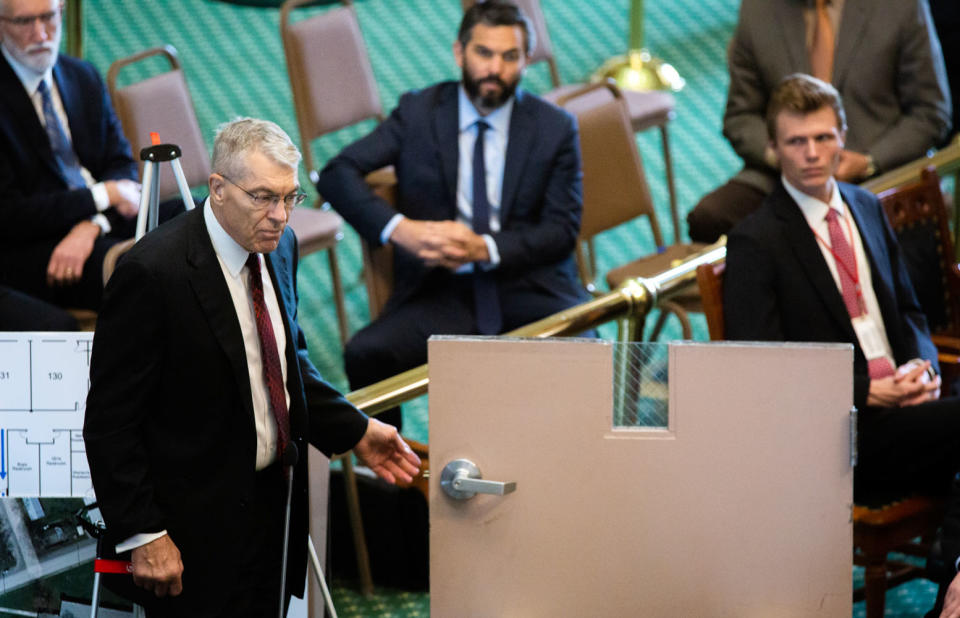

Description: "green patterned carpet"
79 0 936 615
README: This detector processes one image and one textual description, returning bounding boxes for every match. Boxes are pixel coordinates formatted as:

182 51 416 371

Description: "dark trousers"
0 285 78 330
345 270 590 429
855 398 960 504
143 464 288 618
0 197 187 312
686 178 769 243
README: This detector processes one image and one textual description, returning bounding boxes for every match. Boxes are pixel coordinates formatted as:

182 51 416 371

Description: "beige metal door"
428 338 853 617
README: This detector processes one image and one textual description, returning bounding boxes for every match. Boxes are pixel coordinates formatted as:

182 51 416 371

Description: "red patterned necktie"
824 209 895 379
246 253 290 457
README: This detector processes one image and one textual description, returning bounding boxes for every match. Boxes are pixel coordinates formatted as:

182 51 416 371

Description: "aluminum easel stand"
135 141 196 241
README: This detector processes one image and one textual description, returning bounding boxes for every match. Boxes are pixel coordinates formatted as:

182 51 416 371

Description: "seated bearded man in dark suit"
317 0 589 429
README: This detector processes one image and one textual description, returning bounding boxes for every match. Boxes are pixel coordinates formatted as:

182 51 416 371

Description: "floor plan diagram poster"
0 332 94 498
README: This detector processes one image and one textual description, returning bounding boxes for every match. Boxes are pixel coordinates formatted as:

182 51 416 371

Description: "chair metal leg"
327 247 350 347
342 456 374 596
659 124 680 244
648 301 693 341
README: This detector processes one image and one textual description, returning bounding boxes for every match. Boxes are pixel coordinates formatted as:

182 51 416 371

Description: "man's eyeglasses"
220 175 307 210
0 4 62 29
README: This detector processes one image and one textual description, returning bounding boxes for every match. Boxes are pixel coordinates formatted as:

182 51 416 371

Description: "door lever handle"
440 458 517 500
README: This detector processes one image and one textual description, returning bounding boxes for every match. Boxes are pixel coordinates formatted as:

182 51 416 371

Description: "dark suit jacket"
0 53 136 243
316 81 584 312
725 0 952 191
83 205 368 608
724 180 938 409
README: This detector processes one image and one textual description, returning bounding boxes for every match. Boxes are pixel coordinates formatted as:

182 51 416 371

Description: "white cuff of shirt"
381 213 405 245
480 233 499 268
91 182 110 212
91 213 111 235
116 530 168 554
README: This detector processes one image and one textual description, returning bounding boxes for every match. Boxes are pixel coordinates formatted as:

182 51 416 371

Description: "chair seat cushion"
287 206 343 255
542 84 675 133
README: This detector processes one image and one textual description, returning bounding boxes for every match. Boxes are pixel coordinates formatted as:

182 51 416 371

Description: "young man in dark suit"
724 73 960 503
0 0 144 312
317 0 588 428
84 118 420 617
687 0 952 244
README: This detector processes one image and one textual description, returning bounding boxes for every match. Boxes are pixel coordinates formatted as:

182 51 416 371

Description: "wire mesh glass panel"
612 342 669 429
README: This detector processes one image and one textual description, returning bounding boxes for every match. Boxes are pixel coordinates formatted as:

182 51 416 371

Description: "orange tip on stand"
150 132 161 145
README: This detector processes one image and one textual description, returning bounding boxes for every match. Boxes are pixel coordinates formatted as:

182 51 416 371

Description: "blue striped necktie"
37 80 86 189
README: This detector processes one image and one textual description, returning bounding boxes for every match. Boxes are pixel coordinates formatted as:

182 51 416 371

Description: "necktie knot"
36 79 49 98
825 208 839 223
475 118 489 134
246 252 260 273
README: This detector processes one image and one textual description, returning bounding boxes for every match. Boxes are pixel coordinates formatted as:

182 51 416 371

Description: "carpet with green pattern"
75 0 938 615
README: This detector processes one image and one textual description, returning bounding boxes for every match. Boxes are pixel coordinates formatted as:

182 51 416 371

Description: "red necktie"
246 253 290 457
824 209 895 379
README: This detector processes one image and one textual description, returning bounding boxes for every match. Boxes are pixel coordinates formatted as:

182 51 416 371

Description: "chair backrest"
877 167 960 336
460 0 560 87
559 81 664 246
696 261 726 341
280 0 383 175
106 45 210 201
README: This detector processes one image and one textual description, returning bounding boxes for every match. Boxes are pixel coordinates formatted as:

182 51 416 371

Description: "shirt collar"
458 84 515 135
782 174 846 227
2 44 52 96
203 198 251 277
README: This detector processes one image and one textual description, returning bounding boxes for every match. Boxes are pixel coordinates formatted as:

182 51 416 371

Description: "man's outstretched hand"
353 418 422 484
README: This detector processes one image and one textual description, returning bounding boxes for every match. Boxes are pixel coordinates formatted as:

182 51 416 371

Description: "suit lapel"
433 84 460 217
776 0 809 75
832 0 868 89
185 206 256 424
840 184 898 328
771 183 857 339
500 89 534 222
0 55 62 181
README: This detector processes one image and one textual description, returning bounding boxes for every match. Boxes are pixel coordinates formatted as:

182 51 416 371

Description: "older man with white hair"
84 117 420 617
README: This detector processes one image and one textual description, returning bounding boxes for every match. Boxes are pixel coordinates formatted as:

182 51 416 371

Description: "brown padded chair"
106 46 210 202
878 167 960 389
280 1 397 594
558 81 704 339
280 0 389 347
695 260 947 618
461 0 680 238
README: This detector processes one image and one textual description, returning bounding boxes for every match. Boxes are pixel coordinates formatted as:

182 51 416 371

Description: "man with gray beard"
0 0 145 321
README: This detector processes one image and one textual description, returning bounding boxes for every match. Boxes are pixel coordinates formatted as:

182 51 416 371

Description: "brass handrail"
345 238 727 416
861 134 960 194
340 134 960 421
